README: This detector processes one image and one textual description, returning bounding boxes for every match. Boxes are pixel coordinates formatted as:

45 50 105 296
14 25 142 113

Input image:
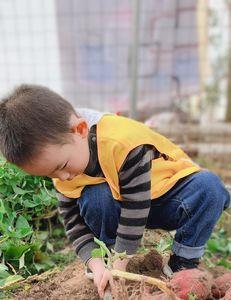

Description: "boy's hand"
87 257 130 298
98 269 112 298
88 258 112 298
113 257 129 271
98 258 130 298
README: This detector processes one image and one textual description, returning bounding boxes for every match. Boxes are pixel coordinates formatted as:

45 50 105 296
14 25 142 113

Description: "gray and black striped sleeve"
114 145 155 254
57 193 96 264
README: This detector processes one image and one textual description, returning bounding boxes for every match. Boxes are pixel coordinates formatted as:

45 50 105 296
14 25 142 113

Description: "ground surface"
14 250 231 300
15 261 98 300
14 246 165 300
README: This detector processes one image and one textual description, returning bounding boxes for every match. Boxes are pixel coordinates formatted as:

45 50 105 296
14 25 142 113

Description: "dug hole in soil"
15 249 231 300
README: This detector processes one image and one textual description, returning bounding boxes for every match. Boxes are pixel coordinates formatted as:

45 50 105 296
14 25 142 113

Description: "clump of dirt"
110 250 165 300
15 262 99 300
126 249 163 278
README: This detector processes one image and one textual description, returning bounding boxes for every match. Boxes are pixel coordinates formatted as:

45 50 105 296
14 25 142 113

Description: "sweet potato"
169 269 213 300
220 287 231 300
211 273 231 299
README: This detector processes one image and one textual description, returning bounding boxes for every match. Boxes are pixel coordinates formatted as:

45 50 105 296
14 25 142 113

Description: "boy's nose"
67 174 75 181
58 173 71 182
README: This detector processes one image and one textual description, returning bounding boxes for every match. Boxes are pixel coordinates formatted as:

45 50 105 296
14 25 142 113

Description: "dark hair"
0 84 76 166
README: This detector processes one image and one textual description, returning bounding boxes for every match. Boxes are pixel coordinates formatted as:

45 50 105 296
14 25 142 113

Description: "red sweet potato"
211 273 231 299
169 268 213 300
220 287 231 300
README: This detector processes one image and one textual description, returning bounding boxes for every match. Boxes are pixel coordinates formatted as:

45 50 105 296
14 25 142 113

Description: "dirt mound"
15 250 163 300
15 262 99 300
127 249 163 278
110 250 164 299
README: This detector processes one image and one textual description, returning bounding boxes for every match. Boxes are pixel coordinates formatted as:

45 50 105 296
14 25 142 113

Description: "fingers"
113 257 130 271
98 269 112 299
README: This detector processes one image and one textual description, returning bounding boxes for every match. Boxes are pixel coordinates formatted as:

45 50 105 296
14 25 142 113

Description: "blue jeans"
77 170 230 259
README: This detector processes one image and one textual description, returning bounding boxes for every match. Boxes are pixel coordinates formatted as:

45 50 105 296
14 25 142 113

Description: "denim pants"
77 170 230 259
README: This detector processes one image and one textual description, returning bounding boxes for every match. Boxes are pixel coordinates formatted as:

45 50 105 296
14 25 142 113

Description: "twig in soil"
6 262 17 275
223 210 231 218
0 267 60 290
32 209 58 220
111 269 177 300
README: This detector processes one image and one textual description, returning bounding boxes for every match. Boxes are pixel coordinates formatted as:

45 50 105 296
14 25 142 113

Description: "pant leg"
77 182 121 246
147 170 230 259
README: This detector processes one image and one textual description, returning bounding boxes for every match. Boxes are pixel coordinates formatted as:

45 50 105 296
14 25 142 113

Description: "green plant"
91 238 126 269
91 238 177 298
188 294 197 300
154 236 173 253
0 157 59 286
204 228 231 269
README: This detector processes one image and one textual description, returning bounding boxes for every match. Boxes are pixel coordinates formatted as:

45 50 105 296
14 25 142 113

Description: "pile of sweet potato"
152 269 231 300
211 273 231 300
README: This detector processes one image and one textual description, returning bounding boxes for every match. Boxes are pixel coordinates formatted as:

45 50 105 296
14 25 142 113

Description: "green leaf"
0 271 10 279
0 274 24 287
19 227 33 238
36 231 48 241
2 243 31 260
34 260 54 272
7 227 32 239
0 199 6 214
23 199 39 208
136 247 149 254
228 241 231 253
207 239 221 253
188 294 197 300
91 248 103 258
0 264 8 272
19 252 26 269
16 215 30 230
93 237 111 257
217 258 231 269
46 241 54 253
0 186 8 195
33 263 45 273
12 185 30 195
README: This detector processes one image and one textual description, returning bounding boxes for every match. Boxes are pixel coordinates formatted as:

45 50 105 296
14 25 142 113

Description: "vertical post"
129 0 141 119
226 0 231 122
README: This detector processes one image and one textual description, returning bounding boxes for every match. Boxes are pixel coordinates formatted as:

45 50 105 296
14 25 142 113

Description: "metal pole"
129 0 141 119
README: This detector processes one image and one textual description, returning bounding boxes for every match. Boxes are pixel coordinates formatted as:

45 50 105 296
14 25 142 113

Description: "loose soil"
15 262 98 300
15 250 164 300
14 249 231 300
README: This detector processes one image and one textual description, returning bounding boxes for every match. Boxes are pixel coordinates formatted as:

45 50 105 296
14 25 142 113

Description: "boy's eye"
60 162 68 170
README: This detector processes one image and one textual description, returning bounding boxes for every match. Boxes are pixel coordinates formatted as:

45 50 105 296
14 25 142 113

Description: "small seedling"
91 238 177 299
188 294 197 300
91 237 126 269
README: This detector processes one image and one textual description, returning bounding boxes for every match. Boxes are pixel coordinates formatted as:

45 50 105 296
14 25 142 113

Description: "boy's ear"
71 118 88 138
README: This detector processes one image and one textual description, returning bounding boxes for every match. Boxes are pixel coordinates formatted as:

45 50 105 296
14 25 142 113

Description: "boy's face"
21 115 90 181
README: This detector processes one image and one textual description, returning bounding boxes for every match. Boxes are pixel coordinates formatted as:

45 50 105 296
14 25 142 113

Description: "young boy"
0 85 230 298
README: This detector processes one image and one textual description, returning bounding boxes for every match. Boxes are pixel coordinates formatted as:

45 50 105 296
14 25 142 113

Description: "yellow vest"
53 115 200 199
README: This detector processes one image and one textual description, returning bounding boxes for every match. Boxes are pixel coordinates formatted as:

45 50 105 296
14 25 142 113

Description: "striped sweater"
58 125 161 263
